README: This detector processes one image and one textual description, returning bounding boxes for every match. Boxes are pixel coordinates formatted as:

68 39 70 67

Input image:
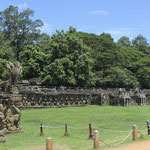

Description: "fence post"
46 138 53 150
40 123 43 136
64 124 68 136
89 123 93 138
93 130 99 149
146 120 150 136
132 124 138 140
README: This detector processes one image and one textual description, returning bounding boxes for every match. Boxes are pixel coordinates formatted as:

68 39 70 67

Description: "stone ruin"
0 62 22 142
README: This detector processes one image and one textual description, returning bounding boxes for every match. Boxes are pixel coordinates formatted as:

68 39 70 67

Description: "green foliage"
0 31 14 82
0 59 9 82
117 36 131 47
36 33 51 53
136 67 150 88
130 57 150 88
132 34 148 46
78 31 149 88
0 5 43 60
99 32 114 41
20 45 48 79
1 5 150 88
41 27 94 87
102 67 139 88
132 34 150 54
42 58 75 86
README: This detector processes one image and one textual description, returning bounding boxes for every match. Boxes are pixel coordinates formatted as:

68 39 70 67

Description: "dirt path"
104 140 150 150
25 145 70 150
26 140 150 150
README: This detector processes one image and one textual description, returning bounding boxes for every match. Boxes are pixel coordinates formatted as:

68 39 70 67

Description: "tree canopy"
1 5 150 89
0 5 43 61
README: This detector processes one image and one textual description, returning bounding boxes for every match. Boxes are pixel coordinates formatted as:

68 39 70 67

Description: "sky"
0 0 150 42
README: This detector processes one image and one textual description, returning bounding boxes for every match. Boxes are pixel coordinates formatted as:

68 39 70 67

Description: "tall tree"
132 34 148 46
41 27 94 87
132 34 149 54
117 36 130 47
36 33 51 52
0 5 43 61
0 30 14 82
20 45 48 79
100 32 114 41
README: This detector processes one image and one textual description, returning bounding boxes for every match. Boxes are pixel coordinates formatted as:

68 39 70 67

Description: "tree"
0 30 14 60
102 67 139 88
0 5 43 61
100 32 113 41
132 34 148 46
20 45 48 79
117 36 130 47
132 34 149 54
41 58 76 86
129 57 150 88
78 31 148 88
79 32 117 71
137 43 149 54
136 67 150 88
36 33 51 52
41 27 94 87
0 30 14 82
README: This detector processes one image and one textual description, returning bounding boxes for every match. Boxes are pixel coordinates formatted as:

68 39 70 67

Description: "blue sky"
0 0 150 42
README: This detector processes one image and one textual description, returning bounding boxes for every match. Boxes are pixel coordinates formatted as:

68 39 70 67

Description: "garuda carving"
7 62 22 86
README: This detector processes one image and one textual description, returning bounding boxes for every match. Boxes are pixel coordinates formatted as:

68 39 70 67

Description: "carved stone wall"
19 86 92 108
18 86 150 108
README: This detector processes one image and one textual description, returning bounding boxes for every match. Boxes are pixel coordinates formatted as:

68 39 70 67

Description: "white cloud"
77 25 90 32
40 22 54 35
89 10 109 15
105 28 132 36
102 28 137 42
18 2 27 9
105 30 122 35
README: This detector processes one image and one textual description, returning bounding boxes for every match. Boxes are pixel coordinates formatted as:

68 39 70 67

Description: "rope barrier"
100 130 133 147
138 129 147 131
39 123 150 149
43 125 64 129
138 130 148 137
42 124 146 133
69 126 88 129
93 126 131 133
113 130 133 146
40 124 149 148
100 138 111 147
42 125 88 129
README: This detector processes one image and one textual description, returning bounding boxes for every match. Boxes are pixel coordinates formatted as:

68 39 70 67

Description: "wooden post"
40 124 43 136
46 138 53 150
93 130 99 148
132 124 138 140
64 124 68 136
89 123 93 138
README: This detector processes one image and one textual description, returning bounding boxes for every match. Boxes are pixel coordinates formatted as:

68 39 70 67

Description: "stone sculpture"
7 62 22 86
0 62 22 142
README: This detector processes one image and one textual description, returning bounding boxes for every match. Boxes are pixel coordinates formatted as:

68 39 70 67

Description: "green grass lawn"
0 105 150 150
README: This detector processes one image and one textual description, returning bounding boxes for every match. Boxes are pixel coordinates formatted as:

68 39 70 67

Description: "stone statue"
7 62 22 86
0 62 22 142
